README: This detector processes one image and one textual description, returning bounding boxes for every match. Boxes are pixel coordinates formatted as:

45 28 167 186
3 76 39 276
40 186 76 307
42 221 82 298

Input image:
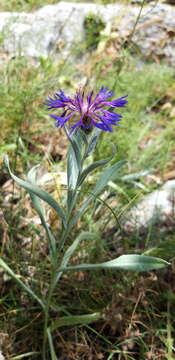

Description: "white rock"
0 351 5 360
123 180 175 232
0 2 174 63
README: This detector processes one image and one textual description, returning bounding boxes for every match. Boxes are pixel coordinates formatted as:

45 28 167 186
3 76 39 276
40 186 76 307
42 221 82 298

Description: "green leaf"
0 258 45 310
47 328 58 360
65 127 82 190
50 312 101 330
67 160 126 231
27 166 56 261
92 160 126 197
60 232 96 269
10 352 39 359
67 145 80 190
59 254 169 272
4 156 66 228
55 232 97 282
77 151 115 187
84 128 101 158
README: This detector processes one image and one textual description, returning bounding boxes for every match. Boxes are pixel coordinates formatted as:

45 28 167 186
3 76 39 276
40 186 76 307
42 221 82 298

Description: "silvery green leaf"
0 258 44 309
50 312 101 330
65 128 82 190
121 169 151 182
55 232 97 281
60 254 169 272
47 328 58 360
67 146 80 190
67 161 125 231
27 166 56 260
4 156 66 228
60 232 97 269
84 128 101 158
92 160 126 197
77 154 114 187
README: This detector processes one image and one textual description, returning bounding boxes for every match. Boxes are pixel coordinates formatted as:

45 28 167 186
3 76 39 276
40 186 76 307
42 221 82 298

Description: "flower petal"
105 95 128 108
49 113 73 127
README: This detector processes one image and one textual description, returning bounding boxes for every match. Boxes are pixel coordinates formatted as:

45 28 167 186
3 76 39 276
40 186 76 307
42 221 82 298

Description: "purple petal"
105 95 128 108
86 91 94 106
49 113 73 127
102 110 122 120
92 120 113 132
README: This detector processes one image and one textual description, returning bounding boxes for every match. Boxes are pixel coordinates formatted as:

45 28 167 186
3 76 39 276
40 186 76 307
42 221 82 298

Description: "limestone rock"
0 2 174 63
123 180 175 232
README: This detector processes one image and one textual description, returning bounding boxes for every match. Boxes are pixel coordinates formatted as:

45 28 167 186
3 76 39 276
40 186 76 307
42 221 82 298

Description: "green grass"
0 18 175 360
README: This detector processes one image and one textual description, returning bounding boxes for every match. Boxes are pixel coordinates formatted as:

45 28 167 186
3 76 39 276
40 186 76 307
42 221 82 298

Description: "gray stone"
0 2 175 63
123 180 175 232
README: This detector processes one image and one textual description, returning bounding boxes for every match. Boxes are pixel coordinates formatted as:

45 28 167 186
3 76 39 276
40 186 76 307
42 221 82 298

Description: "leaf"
77 148 115 187
50 312 101 330
84 128 101 158
66 195 93 232
121 169 150 182
67 160 126 231
10 352 39 360
55 232 97 283
27 166 56 261
67 146 79 190
65 127 82 190
47 328 58 360
59 254 169 272
92 160 126 197
4 156 66 228
60 232 96 269
0 258 45 310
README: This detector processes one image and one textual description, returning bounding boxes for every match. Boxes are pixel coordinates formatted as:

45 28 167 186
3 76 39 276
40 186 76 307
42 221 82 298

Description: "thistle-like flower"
45 86 128 132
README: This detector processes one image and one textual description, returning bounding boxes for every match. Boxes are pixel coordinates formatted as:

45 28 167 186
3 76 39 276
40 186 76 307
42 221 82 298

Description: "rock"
123 180 175 232
0 2 175 64
0 352 5 360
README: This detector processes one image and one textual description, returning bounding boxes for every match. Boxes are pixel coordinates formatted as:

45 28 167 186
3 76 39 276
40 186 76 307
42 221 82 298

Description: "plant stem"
42 273 57 360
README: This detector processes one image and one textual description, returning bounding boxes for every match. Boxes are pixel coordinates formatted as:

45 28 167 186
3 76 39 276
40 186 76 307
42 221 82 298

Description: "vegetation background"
0 0 175 359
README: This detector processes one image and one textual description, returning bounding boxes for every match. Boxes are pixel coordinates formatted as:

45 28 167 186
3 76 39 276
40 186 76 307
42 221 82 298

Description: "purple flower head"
45 86 128 133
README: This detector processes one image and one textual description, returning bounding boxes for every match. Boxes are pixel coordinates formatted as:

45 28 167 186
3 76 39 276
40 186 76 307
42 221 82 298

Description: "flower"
45 86 128 132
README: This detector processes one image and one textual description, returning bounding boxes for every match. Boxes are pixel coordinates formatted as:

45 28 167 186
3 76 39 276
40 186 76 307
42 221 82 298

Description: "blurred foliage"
84 13 105 50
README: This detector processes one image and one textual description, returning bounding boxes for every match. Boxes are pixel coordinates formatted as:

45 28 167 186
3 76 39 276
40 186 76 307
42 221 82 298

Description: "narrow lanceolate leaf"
77 152 115 187
92 160 126 197
84 128 101 158
67 146 79 189
66 128 87 190
4 156 66 228
0 258 45 310
50 312 101 331
59 255 169 273
47 328 58 360
27 166 56 260
55 232 97 283
67 160 126 231
60 232 96 269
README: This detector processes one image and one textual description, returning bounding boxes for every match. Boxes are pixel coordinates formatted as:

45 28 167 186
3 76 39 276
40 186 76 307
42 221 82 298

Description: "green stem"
42 275 56 360
59 188 78 250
